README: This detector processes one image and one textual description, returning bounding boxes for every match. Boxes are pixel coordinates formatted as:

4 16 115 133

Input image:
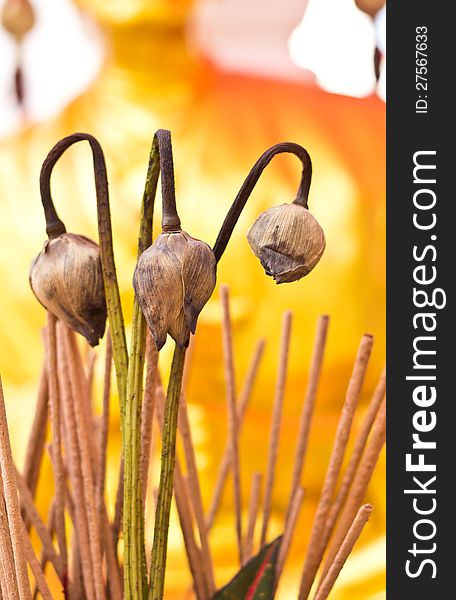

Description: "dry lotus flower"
29 233 107 346
247 203 325 284
133 230 217 350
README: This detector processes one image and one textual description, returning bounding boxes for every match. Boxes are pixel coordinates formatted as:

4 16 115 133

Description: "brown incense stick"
179 392 216 594
318 367 386 583
20 520 53 600
244 472 263 562
63 326 106 600
31 499 55 600
70 527 85 600
155 386 208 599
285 316 329 527
87 350 97 406
313 504 373 600
0 378 32 600
276 486 305 586
72 331 100 484
298 334 373 600
174 461 208 600
321 400 386 584
0 479 20 600
14 470 63 581
45 313 68 577
22 361 48 499
57 323 97 600
260 310 293 546
140 331 159 502
220 284 243 564
206 338 265 531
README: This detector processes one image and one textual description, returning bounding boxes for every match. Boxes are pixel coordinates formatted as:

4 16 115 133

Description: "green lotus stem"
148 344 186 600
124 135 160 599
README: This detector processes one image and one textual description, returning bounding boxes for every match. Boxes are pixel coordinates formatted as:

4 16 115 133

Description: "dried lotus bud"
133 230 217 350
1 0 35 40
247 203 325 284
30 233 107 346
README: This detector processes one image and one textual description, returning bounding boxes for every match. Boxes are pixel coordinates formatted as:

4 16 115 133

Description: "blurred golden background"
0 0 386 597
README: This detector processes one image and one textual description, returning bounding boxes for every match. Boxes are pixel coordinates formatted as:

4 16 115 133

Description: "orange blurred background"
0 0 386 598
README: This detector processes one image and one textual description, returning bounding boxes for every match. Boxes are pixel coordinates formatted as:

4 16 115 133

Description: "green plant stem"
124 135 160 599
148 345 186 600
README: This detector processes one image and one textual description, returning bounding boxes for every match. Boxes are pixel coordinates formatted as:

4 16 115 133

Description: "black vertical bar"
388 2 453 597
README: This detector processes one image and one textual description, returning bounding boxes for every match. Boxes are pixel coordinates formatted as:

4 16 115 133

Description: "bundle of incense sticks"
0 285 385 599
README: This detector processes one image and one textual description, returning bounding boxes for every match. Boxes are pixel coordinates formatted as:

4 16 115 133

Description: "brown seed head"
1 0 35 40
29 233 107 346
247 203 325 284
133 230 217 350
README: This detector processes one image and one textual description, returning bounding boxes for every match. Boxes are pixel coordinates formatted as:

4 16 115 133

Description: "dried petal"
181 236 217 334
247 203 325 283
133 233 184 350
133 230 216 350
29 233 107 346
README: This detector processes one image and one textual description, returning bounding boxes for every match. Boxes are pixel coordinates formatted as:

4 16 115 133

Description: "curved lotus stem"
213 142 312 263
39 133 128 412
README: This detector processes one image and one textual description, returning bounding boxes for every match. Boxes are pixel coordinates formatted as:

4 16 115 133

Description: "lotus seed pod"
247 203 325 284
1 0 35 40
30 233 107 346
133 230 217 350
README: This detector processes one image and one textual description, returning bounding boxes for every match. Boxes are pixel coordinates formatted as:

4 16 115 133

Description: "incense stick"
22 361 48 500
313 504 373 600
96 332 117 586
260 310 293 546
0 378 32 600
178 392 216 594
57 323 97 600
87 350 97 407
31 499 55 600
0 477 20 600
244 472 263 562
321 400 386 583
318 368 386 583
298 334 373 600
285 316 329 528
72 331 100 484
174 461 208 600
206 338 265 531
70 527 85 600
220 285 243 564
14 470 63 581
276 486 305 585
45 313 68 577
141 331 159 503
20 520 53 600
63 326 106 600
